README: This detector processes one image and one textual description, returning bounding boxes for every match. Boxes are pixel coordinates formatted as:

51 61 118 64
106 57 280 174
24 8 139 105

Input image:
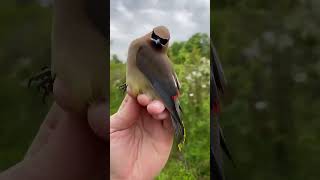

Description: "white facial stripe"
151 38 165 46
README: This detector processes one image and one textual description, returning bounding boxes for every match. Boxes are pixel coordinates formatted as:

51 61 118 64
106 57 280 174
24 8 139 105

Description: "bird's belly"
52 57 108 110
52 14 107 111
58 66 106 96
126 69 157 99
51 0 109 109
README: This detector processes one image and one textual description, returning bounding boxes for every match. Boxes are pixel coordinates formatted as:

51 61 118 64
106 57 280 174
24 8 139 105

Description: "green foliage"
110 34 210 179
212 1 320 179
110 61 126 114
110 54 122 64
0 0 52 170
157 160 197 180
168 33 210 64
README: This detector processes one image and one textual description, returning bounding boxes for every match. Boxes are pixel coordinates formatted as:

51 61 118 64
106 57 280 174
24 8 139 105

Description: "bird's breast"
52 12 107 107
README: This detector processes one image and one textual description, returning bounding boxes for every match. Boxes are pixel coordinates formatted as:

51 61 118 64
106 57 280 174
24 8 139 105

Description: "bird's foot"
28 66 55 103
118 83 127 94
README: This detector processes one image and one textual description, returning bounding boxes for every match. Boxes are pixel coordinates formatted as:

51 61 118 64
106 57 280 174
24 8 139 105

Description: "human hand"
0 78 108 180
110 94 174 180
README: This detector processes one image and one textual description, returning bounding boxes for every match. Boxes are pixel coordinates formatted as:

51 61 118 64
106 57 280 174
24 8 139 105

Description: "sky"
110 0 210 61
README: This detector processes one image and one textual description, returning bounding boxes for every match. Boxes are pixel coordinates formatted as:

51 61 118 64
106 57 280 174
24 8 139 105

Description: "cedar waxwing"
29 0 108 111
210 41 234 180
124 26 185 149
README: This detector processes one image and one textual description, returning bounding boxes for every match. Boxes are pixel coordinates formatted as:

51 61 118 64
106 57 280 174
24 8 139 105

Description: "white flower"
294 72 307 83
196 72 202 77
255 101 268 110
189 93 194 97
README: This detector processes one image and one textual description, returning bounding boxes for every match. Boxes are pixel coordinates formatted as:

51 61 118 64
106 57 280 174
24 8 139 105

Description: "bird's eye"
160 38 168 45
151 31 159 40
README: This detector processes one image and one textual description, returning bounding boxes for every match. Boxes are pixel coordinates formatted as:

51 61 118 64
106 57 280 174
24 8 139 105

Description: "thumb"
87 101 109 141
110 95 140 132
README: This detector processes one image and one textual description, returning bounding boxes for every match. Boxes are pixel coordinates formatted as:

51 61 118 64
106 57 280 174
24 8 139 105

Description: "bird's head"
150 26 170 50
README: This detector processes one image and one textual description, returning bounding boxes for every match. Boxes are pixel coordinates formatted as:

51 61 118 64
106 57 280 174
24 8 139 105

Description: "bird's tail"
153 83 185 151
170 97 185 151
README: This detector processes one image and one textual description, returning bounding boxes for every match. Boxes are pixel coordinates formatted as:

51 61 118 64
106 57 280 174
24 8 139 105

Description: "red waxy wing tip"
213 101 221 114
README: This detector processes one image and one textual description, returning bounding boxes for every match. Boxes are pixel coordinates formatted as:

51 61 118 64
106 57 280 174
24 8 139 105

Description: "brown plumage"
52 0 108 111
126 26 185 148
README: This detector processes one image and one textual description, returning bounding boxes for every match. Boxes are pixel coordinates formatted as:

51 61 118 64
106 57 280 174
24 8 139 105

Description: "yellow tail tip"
178 129 186 151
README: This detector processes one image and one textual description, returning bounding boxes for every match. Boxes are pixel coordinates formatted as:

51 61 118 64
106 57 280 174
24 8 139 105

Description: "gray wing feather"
136 44 184 143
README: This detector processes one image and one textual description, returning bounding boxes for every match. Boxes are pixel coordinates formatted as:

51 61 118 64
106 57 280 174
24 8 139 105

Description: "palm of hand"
110 95 173 179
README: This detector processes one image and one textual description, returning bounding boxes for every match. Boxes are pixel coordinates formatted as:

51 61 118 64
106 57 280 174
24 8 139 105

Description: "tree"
110 54 122 64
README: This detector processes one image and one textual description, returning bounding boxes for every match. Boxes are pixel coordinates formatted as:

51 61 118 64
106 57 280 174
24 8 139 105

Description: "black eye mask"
151 30 169 46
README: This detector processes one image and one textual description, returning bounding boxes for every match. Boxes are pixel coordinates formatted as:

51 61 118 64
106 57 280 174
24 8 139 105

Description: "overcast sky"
110 0 210 61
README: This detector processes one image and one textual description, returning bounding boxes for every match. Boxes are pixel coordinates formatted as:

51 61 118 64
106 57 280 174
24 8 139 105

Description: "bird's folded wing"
136 44 184 142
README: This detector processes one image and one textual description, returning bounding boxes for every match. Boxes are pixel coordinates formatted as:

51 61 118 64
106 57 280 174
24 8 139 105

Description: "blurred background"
212 0 320 179
110 0 211 179
0 0 52 171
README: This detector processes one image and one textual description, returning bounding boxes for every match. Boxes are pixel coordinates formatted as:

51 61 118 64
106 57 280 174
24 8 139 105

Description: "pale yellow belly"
52 15 107 110
126 68 158 99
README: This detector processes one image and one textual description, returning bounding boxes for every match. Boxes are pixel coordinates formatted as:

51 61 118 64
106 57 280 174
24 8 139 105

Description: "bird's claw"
119 83 127 94
28 66 55 103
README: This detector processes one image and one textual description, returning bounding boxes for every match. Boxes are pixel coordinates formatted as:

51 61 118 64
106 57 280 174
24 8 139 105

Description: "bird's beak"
151 37 164 47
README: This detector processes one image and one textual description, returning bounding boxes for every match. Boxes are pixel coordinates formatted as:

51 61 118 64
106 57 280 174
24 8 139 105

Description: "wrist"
110 173 155 180
110 173 128 180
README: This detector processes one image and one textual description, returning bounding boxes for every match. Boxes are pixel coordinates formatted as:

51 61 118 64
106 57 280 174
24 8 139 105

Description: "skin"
0 83 172 180
0 79 108 180
110 92 174 180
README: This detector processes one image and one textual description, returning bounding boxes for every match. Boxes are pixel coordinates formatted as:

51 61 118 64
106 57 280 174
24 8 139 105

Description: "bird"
210 41 234 180
125 25 185 149
29 0 108 111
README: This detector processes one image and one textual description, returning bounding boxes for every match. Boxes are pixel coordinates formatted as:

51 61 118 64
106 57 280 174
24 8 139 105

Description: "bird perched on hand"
125 26 185 149
210 41 234 180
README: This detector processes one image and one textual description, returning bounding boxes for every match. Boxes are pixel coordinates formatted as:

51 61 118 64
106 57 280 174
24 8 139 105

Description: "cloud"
110 0 210 61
